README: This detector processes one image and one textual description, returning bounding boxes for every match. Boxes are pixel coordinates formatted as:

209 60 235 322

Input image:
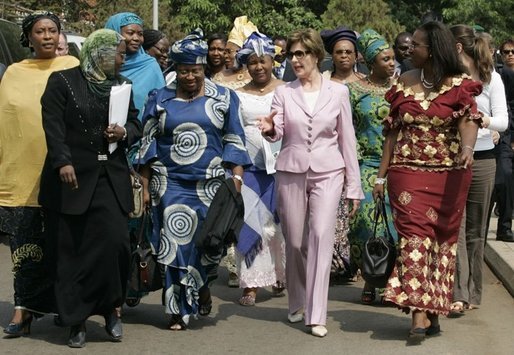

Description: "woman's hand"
59 165 78 189
458 146 474 169
372 184 384 201
347 199 361 218
143 184 151 208
257 110 277 136
232 178 242 193
104 123 126 143
491 131 500 145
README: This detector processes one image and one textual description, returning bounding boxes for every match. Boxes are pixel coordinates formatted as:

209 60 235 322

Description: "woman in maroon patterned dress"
373 21 483 342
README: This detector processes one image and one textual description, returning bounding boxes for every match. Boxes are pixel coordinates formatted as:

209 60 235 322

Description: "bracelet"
462 145 474 152
375 177 386 185
232 174 244 185
121 126 127 141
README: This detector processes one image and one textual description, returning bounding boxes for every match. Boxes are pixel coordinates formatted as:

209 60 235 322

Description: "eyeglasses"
153 46 169 55
502 49 514 55
286 50 311 60
334 49 354 56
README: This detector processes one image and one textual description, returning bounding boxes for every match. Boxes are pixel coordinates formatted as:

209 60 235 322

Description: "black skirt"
46 173 130 326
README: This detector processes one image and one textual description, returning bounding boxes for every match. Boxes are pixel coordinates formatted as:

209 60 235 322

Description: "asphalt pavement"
1 217 513 355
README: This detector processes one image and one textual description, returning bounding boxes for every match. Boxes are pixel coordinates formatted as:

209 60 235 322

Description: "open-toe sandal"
239 294 256 306
168 315 186 331
448 301 465 317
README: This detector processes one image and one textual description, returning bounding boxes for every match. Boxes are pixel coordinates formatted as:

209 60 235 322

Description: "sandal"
198 288 212 316
239 294 256 306
271 281 285 297
449 301 465 317
361 290 376 305
168 314 186 331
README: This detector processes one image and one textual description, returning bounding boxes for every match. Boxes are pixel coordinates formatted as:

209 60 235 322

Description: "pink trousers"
276 168 344 325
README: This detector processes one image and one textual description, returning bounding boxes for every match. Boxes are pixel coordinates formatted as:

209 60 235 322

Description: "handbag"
361 196 397 288
128 211 163 296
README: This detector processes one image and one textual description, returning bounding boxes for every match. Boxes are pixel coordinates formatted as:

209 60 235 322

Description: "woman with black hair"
0 11 78 338
206 33 227 78
373 21 483 341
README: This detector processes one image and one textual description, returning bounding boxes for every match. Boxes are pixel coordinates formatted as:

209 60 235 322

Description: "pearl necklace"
421 69 434 89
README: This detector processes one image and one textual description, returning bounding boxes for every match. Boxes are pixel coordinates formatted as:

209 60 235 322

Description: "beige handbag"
129 171 144 219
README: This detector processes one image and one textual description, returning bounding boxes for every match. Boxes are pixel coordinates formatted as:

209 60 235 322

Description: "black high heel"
68 322 86 348
104 311 123 341
3 313 33 338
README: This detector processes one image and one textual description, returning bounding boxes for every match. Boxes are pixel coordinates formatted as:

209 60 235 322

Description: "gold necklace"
366 76 390 88
252 79 272 93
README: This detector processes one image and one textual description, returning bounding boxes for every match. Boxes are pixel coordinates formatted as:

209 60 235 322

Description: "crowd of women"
0 8 511 348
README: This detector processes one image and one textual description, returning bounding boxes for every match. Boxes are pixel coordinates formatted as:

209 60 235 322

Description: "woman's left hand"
104 123 126 143
347 199 361 218
232 178 242 193
458 148 474 169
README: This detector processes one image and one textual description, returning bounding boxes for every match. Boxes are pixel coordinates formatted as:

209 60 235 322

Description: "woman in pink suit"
258 28 364 337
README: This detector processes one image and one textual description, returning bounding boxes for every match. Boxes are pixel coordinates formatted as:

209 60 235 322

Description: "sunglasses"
502 49 514 55
286 50 311 60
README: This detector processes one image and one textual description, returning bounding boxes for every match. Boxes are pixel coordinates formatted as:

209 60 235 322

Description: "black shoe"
3 313 33 338
68 323 86 348
104 311 122 341
496 230 514 242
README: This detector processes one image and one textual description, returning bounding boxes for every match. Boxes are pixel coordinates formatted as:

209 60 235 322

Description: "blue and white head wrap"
235 32 275 67
169 28 208 65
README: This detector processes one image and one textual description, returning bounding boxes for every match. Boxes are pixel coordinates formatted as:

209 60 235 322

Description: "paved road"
1 236 513 355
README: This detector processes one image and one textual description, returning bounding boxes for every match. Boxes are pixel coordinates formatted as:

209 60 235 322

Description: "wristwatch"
375 177 386 185
232 174 244 185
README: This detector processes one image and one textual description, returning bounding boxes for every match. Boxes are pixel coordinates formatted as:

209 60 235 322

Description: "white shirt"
475 70 509 151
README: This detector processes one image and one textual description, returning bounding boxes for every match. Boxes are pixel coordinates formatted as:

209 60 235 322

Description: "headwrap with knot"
20 11 61 47
227 16 258 48
357 29 390 68
235 32 275 67
170 28 208 65
142 29 165 51
320 26 357 54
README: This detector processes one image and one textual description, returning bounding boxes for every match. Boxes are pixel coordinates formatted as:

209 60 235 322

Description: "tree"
321 0 404 43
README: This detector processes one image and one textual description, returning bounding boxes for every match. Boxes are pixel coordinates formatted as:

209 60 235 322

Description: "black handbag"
128 211 163 296
362 196 397 288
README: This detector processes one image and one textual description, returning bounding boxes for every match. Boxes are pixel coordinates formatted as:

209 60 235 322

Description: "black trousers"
488 144 513 237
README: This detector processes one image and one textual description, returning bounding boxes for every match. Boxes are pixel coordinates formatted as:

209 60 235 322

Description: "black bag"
128 212 163 295
362 196 397 288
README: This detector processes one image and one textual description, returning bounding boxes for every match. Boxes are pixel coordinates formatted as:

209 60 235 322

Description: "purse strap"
137 211 148 246
372 196 394 240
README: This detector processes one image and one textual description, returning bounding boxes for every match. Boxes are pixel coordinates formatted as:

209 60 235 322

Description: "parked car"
64 32 85 58
0 18 31 68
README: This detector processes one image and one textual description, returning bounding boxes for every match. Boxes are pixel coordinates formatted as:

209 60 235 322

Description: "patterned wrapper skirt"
383 167 472 315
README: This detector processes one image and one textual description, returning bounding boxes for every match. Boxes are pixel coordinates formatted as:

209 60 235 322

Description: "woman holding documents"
39 29 142 348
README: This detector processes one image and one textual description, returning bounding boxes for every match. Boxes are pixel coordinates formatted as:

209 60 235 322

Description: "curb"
485 240 514 297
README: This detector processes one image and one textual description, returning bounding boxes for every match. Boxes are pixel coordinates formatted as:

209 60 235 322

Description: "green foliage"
321 0 404 43
169 0 321 38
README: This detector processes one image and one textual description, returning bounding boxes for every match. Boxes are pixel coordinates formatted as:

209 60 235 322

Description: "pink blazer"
267 77 364 200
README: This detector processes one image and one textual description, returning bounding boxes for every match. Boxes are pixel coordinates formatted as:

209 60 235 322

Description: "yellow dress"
0 55 79 207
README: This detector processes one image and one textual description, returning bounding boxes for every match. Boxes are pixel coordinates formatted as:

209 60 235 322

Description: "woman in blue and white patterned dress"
138 29 251 330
